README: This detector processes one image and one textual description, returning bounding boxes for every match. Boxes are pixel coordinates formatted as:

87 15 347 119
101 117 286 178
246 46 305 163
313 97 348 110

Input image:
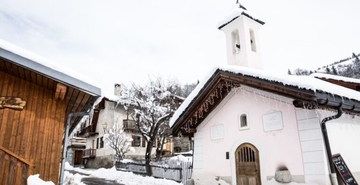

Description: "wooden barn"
0 40 101 184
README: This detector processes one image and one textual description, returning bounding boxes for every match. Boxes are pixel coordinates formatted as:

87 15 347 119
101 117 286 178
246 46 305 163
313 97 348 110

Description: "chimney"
114 84 121 96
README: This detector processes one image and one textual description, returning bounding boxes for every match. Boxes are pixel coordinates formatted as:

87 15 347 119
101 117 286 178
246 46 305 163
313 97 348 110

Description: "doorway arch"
235 143 261 185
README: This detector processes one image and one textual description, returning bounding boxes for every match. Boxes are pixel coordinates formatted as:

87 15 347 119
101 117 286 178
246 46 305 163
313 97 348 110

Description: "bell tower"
218 2 265 69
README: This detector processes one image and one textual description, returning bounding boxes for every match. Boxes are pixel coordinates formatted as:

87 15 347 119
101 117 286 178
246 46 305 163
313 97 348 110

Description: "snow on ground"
28 161 319 185
27 174 55 185
28 168 320 185
191 173 319 185
28 162 182 185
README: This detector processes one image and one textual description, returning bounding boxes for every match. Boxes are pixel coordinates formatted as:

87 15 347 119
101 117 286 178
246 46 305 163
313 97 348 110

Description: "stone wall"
86 155 114 169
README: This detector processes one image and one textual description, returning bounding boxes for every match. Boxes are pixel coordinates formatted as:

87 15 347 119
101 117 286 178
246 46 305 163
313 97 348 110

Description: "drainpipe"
190 136 194 178
59 112 89 185
320 104 342 185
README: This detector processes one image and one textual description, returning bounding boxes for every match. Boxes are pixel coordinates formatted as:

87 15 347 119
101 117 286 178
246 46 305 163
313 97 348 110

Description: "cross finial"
236 0 247 10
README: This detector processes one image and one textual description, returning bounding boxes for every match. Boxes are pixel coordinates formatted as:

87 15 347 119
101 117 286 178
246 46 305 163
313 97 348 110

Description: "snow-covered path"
28 162 183 185
28 162 322 185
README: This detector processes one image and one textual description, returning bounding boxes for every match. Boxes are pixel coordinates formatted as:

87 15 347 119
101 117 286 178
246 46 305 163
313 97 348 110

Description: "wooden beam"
181 128 197 134
0 146 34 167
55 83 67 101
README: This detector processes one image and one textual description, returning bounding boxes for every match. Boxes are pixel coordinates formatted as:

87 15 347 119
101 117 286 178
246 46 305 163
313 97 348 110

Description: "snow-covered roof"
170 65 360 127
311 73 360 84
218 5 265 29
0 38 101 96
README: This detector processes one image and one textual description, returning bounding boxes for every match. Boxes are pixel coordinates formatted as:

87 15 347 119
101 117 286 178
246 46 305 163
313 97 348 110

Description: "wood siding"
0 58 98 134
0 71 66 184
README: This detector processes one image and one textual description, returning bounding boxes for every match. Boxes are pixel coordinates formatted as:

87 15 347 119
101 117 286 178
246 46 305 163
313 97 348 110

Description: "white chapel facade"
170 2 360 185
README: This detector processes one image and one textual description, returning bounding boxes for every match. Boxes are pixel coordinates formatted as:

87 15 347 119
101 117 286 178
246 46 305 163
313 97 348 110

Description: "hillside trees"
290 53 360 79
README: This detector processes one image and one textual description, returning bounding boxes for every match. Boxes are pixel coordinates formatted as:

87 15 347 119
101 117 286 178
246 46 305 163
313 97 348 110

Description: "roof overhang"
0 47 101 96
171 69 360 136
0 44 101 133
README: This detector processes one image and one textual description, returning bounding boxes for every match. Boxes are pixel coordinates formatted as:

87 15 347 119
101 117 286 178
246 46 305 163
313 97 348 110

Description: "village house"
170 3 360 185
0 39 101 185
66 134 87 167
73 84 173 168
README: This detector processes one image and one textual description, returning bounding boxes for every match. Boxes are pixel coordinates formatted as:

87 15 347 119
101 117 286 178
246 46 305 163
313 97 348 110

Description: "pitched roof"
170 65 360 135
0 39 101 96
218 6 265 30
311 73 360 91
0 39 101 133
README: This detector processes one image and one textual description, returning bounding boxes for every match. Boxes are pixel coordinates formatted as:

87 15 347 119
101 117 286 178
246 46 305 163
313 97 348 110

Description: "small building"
66 135 86 167
0 39 101 184
170 4 360 185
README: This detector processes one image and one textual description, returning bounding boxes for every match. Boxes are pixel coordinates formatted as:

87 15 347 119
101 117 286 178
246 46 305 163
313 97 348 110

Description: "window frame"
239 112 250 130
132 135 141 147
232 29 241 54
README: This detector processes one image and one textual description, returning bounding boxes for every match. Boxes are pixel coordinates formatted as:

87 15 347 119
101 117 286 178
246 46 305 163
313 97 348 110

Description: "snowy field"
27 162 320 185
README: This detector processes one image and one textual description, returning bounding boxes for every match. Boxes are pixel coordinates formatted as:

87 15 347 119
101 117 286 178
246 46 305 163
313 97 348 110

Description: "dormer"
218 3 265 69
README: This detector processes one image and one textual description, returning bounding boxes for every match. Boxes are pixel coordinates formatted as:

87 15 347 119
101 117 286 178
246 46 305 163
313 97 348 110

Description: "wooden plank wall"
0 71 66 184
0 147 33 185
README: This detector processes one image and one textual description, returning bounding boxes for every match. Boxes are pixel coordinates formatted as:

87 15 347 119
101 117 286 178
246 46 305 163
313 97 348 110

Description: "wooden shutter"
142 136 146 147
132 135 136 146
100 137 104 148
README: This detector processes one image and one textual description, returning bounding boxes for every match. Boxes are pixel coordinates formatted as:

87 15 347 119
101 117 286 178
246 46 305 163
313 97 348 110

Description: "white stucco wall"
193 86 304 184
192 86 360 185
295 108 330 185
85 100 146 158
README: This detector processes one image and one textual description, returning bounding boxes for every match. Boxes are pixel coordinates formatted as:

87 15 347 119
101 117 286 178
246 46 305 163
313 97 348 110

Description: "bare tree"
118 77 184 175
103 122 134 161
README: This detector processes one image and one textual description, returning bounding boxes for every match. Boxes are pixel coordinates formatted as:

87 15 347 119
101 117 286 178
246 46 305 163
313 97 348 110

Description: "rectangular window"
96 138 99 149
100 137 104 148
239 113 250 130
132 135 141 147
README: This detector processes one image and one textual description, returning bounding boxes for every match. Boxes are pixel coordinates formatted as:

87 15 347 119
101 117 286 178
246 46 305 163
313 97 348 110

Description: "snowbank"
28 164 320 185
30 162 183 185
27 174 55 185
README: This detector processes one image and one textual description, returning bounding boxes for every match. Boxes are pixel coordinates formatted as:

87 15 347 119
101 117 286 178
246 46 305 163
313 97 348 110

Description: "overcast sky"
1 0 360 95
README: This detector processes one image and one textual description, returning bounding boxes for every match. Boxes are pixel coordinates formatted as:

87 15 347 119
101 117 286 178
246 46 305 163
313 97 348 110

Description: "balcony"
77 125 98 138
123 119 138 132
82 149 96 159
68 137 86 149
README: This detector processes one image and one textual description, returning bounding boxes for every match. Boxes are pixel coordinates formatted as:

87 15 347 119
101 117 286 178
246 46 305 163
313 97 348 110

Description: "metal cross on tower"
236 0 247 10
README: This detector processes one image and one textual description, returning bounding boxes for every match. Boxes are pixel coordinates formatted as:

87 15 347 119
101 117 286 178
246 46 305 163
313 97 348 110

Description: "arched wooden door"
235 143 261 185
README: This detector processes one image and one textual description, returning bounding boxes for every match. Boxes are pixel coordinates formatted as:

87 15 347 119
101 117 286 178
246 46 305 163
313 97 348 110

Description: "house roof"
170 65 360 135
311 73 360 91
0 39 101 133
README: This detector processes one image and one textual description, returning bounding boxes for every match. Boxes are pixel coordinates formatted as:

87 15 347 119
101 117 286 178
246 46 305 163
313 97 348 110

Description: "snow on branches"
117 77 184 141
103 122 134 160
116 77 185 174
